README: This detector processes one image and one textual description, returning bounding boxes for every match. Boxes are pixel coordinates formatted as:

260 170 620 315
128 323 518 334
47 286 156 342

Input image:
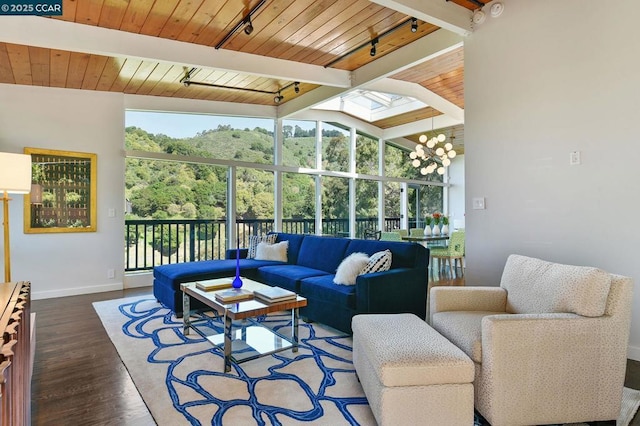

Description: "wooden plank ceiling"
0 0 473 140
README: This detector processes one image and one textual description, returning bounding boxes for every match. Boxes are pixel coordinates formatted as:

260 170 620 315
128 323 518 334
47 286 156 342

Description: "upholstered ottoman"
352 313 474 426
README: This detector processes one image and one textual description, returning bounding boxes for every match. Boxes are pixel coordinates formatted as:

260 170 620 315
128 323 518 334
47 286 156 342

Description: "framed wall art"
23 148 97 233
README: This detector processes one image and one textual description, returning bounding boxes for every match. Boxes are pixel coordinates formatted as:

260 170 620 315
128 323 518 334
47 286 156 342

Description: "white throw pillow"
334 252 370 285
361 249 392 274
255 240 288 262
247 234 277 259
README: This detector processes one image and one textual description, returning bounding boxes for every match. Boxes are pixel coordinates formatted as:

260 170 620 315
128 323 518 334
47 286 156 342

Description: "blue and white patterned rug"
93 297 375 425
94 297 640 426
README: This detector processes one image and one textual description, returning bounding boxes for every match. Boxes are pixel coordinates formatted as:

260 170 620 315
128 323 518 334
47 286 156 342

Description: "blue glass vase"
232 246 243 289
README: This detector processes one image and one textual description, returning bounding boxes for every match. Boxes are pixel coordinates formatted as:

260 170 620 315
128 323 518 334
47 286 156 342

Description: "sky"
125 111 317 138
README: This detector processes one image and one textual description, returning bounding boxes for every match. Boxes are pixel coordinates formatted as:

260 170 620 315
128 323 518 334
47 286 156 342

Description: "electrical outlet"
107 269 115 279
108 208 116 217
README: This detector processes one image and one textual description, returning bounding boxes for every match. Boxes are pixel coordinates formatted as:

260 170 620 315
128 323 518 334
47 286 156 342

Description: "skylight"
314 90 428 123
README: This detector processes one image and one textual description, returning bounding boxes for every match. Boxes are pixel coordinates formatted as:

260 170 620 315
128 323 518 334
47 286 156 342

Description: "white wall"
0 84 126 300
464 0 640 360
447 154 465 227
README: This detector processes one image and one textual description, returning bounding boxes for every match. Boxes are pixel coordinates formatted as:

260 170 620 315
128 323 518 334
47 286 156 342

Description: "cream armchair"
430 254 633 426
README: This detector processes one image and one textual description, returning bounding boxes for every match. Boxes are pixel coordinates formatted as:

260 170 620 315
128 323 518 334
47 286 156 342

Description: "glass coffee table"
180 277 307 372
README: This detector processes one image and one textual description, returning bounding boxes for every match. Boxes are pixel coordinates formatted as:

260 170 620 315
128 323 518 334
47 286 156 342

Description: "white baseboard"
124 271 153 288
32 282 123 300
628 345 640 362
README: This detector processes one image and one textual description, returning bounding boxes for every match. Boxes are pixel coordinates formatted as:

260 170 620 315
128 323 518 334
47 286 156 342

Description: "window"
236 167 274 244
126 112 275 164
408 185 443 229
384 143 443 183
322 123 349 172
356 179 378 237
124 111 455 270
384 182 401 231
322 176 349 235
283 172 316 234
125 158 228 267
283 120 316 168
356 133 379 175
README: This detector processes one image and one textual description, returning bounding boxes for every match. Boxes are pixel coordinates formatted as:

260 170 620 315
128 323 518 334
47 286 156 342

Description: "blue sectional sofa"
153 232 429 333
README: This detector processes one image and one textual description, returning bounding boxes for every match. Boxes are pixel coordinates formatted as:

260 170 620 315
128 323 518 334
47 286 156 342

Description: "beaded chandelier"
409 129 457 175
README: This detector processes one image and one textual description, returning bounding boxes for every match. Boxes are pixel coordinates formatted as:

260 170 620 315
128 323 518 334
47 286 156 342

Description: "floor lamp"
0 152 32 283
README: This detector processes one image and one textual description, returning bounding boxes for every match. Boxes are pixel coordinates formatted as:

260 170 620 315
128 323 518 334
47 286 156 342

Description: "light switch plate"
472 197 486 210
570 151 581 165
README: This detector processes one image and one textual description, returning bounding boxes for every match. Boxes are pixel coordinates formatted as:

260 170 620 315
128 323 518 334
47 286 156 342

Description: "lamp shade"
0 153 32 194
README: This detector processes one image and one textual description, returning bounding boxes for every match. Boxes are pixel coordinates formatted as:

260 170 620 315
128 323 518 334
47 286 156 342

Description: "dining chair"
430 230 465 278
380 231 402 241
363 229 382 240
409 228 423 237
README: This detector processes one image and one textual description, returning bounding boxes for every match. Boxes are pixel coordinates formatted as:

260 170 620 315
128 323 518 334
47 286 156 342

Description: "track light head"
411 17 418 33
244 17 253 35
181 68 193 87
294 82 300 94
274 92 283 104
370 38 378 57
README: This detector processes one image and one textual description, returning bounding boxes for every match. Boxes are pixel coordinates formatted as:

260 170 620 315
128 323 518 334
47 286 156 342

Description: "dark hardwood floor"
31 287 155 426
31 281 640 425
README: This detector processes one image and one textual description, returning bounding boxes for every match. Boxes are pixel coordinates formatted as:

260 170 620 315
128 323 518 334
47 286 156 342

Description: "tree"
151 225 182 256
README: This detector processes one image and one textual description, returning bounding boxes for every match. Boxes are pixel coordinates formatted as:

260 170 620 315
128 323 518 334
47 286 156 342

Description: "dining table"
401 235 450 244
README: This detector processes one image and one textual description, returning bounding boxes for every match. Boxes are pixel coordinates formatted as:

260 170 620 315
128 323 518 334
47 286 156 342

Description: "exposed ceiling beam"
369 0 473 36
278 29 463 118
383 114 463 139
0 16 351 88
289 109 385 139
124 94 277 118
350 30 463 87
277 86 346 119
388 137 418 151
365 78 465 122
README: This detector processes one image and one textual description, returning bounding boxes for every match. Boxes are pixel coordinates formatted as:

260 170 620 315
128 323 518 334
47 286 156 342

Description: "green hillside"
124 125 438 221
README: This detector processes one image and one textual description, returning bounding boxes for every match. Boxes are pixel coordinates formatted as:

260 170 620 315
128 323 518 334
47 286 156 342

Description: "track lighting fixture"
215 0 266 49
324 16 418 68
244 17 253 35
180 68 300 104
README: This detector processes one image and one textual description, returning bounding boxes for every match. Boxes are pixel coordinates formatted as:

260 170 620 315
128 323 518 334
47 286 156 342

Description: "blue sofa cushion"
270 232 306 265
297 236 350 273
345 239 418 269
254 264 329 293
300 274 357 308
154 259 283 287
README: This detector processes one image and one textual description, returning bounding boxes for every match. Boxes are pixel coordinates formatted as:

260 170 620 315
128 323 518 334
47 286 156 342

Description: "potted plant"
441 215 450 235
424 214 433 236
432 212 442 236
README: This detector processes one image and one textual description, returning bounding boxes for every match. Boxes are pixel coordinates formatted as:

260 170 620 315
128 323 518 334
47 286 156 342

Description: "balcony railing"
125 217 418 271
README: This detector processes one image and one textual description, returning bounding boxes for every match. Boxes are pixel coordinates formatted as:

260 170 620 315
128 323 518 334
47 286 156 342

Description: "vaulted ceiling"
0 0 478 150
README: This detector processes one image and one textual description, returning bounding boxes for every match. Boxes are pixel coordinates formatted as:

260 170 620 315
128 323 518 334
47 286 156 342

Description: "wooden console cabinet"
0 281 32 426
